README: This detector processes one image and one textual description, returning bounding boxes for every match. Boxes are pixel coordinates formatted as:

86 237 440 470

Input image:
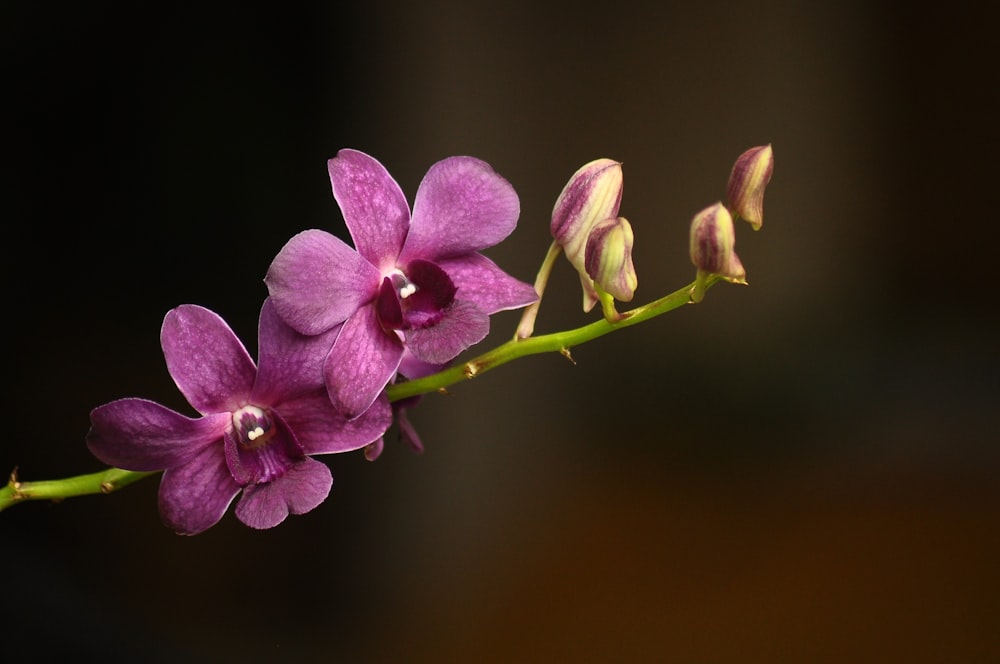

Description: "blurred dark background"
4 2 998 661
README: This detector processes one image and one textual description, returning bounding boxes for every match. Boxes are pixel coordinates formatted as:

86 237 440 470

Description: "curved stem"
0 467 157 512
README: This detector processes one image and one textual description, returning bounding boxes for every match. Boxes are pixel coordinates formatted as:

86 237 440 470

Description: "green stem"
596 285 622 323
1 275 720 513
386 275 716 402
0 467 157 512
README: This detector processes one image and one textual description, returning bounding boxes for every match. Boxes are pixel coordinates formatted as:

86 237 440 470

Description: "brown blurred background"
4 2 998 662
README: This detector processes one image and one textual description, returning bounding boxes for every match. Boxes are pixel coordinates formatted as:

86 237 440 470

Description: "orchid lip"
375 260 458 332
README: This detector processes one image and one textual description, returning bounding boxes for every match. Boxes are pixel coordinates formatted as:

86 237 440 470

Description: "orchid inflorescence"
1 144 774 534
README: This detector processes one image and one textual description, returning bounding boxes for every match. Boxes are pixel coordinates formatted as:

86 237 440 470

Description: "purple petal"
396 407 425 454
161 305 256 414
405 299 489 365
87 399 231 471
363 438 385 462
400 156 520 263
329 149 410 272
398 349 446 380
375 277 404 330
252 298 341 406
325 304 404 419
265 229 380 336
276 392 393 455
158 443 241 535
436 253 538 314
235 457 333 529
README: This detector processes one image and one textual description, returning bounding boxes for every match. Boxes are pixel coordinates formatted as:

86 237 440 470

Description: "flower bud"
726 144 773 230
550 159 623 312
551 159 623 258
689 202 746 284
585 217 637 302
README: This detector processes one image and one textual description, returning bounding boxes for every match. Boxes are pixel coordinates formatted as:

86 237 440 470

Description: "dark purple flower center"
226 404 306 486
233 405 278 449
375 259 457 332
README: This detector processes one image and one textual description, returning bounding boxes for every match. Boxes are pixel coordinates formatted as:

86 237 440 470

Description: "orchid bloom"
265 149 538 418
86 299 392 535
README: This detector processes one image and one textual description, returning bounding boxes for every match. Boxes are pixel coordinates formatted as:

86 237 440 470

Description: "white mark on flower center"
390 268 418 299
233 405 276 449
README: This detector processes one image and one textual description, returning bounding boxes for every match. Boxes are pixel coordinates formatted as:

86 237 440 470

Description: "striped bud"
551 159 623 310
585 217 637 303
726 144 773 230
689 202 745 283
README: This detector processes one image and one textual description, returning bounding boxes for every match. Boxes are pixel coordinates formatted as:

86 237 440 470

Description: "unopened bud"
551 159 623 310
689 203 746 295
726 144 773 230
585 217 637 303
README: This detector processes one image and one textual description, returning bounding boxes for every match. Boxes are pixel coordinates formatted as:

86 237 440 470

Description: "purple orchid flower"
265 149 538 418
86 299 392 535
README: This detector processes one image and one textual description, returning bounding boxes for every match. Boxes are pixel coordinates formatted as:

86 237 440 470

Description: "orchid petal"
87 399 230 471
436 253 538 314
405 299 489 365
329 149 410 272
401 156 520 262
161 305 256 414
363 438 385 461
375 277 404 330
252 298 340 406
277 392 393 455
159 443 241 535
397 349 445 380
235 457 333 529
396 407 425 454
265 229 380 336
325 304 403 419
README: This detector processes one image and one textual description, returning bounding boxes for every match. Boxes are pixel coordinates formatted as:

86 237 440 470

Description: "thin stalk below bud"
514 239 562 340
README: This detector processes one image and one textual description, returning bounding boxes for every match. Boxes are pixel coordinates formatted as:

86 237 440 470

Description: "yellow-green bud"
726 144 773 230
585 217 637 303
689 202 746 284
